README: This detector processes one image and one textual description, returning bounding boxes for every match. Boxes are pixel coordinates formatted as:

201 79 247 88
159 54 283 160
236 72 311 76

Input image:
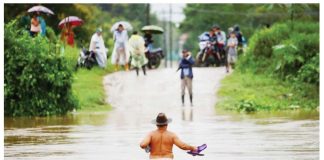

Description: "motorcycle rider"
143 30 164 69
212 24 226 64
198 28 219 63
144 31 154 52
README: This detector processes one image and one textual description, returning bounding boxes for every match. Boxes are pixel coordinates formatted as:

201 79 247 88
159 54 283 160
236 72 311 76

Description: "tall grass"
63 45 115 112
216 72 319 113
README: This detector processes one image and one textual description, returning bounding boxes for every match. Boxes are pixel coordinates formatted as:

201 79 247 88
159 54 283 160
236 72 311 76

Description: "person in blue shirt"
36 12 46 37
178 49 195 106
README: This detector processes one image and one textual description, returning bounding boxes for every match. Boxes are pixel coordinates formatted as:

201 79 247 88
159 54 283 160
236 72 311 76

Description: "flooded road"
4 67 319 160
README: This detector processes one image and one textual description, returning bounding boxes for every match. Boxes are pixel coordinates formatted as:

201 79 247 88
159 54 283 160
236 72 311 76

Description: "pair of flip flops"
187 144 207 156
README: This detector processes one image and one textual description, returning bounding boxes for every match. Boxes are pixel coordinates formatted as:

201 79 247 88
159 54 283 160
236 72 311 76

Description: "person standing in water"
178 49 195 106
140 113 197 160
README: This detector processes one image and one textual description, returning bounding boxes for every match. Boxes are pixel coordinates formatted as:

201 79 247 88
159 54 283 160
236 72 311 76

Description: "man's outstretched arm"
174 135 197 151
140 133 151 149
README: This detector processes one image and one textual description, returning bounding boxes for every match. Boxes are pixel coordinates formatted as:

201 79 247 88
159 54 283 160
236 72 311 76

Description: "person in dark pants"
178 49 195 106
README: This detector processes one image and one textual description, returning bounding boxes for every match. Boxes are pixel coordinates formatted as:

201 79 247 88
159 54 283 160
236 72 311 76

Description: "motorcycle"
75 48 97 70
145 48 164 69
196 41 221 67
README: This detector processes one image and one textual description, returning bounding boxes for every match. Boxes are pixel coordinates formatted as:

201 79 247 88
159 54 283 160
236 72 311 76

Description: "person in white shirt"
226 31 238 73
212 25 227 64
111 24 130 71
89 28 107 68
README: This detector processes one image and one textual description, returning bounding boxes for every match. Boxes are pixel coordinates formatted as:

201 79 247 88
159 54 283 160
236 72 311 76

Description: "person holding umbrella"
27 5 54 37
37 12 46 36
111 23 131 71
30 13 40 37
144 30 153 51
59 16 83 47
60 24 75 47
89 28 107 68
142 25 164 51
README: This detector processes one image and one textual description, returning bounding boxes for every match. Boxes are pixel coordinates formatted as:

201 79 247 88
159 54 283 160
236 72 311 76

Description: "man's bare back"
140 113 197 160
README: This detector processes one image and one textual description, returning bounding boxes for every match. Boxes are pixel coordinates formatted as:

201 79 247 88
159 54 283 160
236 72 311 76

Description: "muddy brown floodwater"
5 67 319 160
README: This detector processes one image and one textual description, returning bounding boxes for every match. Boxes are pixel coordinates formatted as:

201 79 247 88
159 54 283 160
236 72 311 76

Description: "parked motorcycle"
75 48 97 70
145 48 164 69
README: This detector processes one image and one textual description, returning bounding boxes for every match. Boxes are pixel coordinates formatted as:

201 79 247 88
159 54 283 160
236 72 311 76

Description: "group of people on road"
198 24 245 72
18 6 203 160
177 24 245 108
89 24 150 76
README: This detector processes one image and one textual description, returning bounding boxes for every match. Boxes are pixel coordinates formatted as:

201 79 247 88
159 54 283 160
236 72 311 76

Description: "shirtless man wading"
140 113 197 160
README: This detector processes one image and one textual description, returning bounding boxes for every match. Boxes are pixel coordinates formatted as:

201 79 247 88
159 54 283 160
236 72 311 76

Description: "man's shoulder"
165 130 177 137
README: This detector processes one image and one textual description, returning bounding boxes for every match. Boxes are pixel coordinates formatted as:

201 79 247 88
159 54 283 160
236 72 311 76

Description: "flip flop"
187 144 207 156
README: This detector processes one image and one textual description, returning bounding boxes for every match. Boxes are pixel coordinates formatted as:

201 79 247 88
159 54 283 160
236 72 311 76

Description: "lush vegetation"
237 21 319 85
4 4 160 116
179 4 319 113
217 72 319 113
64 46 115 112
4 21 78 116
216 21 319 113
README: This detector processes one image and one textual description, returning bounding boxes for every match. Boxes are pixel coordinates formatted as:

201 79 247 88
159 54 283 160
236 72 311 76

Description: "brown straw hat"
151 113 172 125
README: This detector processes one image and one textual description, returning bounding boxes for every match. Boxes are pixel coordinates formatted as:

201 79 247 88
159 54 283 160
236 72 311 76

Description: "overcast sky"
150 3 186 24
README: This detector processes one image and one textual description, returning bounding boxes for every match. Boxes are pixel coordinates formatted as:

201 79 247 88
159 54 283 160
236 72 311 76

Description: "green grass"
63 46 115 113
72 67 114 112
216 71 319 113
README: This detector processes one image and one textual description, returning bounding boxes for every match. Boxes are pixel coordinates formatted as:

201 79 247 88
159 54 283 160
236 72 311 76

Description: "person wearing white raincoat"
89 28 107 68
128 31 148 76
111 24 131 71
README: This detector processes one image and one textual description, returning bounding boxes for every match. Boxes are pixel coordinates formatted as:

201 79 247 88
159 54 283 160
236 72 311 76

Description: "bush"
4 21 78 116
216 71 319 112
296 53 319 85
237 21 319 85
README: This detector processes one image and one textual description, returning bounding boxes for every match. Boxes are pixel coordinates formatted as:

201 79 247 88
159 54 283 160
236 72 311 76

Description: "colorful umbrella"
27 5 54 15
110 21 133 32
59 16 83 29
141 25 164 34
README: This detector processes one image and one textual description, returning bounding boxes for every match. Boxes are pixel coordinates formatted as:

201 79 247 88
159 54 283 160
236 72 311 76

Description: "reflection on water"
216 109 319 121
5 112 109 129
182 108 193 121
5 113 109 147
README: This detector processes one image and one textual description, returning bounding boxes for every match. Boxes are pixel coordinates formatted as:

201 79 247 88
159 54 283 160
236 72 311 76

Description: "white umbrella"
110 21 133 32
141 25 164 34
28 5 54 15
